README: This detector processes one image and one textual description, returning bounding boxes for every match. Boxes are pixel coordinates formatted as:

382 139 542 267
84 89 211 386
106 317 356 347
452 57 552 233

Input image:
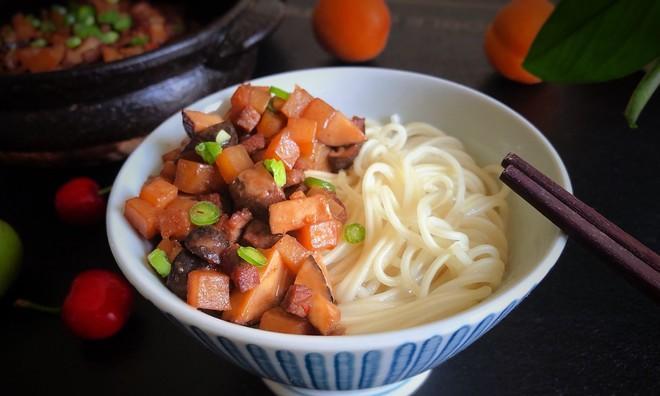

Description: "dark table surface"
3 1 659 395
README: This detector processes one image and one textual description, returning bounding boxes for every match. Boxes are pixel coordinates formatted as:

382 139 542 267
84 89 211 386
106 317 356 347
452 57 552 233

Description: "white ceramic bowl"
107 67 570 396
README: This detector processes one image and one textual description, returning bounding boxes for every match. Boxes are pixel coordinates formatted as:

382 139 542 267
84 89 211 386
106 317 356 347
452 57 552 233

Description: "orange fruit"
484 0 554 84
313 0 391 63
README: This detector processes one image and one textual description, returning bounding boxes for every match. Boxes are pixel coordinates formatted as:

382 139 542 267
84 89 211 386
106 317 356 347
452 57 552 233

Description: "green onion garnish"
27 15 41 28
52 5 67 15
65 14 76 26
130 34 149 46
65 36 82 48
40 21 56 33
269 86 290 100
98 10 119 24
189 201 221 226
195 142 222 165
263 159 286 188
147 248 171 277
80 14 95 27
113 15 132 32
30 38 47 48
344 223 366 244
215 129 232 146
73 23 101 39
100 31 119 44
237 246 267 267
304 177 335 192
76 5 95 23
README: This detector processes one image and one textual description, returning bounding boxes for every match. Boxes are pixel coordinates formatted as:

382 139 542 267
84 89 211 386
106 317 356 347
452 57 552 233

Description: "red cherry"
61 269 134 340
55 177 106 226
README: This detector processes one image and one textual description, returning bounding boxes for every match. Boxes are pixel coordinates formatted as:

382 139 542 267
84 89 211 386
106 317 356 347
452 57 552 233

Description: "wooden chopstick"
499 153 660 297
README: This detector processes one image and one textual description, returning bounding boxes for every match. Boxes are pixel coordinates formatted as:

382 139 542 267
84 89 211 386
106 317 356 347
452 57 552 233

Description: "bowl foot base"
263 370 431 396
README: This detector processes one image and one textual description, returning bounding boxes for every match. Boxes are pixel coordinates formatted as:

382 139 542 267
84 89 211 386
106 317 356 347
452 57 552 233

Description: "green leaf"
524 0 660 83
624 59 660 128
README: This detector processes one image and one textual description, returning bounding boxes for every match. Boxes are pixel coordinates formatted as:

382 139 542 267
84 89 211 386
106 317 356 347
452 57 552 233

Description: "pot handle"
206 0 285 65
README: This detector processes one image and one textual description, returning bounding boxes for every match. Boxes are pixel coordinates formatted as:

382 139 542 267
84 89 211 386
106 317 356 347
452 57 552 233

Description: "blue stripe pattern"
162 298 524 391
334 352 354 390
276 350 306 387
305 353 329 390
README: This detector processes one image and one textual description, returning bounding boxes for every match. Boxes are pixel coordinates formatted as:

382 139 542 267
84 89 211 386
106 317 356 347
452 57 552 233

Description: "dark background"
3 1 659 394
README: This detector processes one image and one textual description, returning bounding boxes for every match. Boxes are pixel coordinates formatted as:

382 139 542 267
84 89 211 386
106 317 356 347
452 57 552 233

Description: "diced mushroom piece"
328 144 362 172
184 226 230 265
166 250 206 299
229 164 286 218
241 219 282 249
222 249 292 325
216 208 253 243
240 133 267 154
294 255 334 302
193 120 239 147
308 294 341 335
219 244 260 293
187 269 231 311
259 307 316 335
280 284 313 318
268 194 333 234
182 110 224 137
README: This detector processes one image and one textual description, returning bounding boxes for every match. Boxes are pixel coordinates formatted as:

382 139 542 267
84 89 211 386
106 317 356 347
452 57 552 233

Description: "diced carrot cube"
249 86 271 114
294 142 331 172
294 256 334 302
157 238 182 262
16 45 65 73
294 220 342 251
271 97 286 112
124 197 160 239
215 144 254 183
273 235 311 273
281 86 314 118
308 294 341 335
182 110 223 135
101 46 122 63
174 159 224 194
264 131 300 170
285 118 317 156
12 14 37 41
256 110 286 138
160 160 177 182
140 177 178 209
259 307 316 335
187 269 231 311
159 197 196 240
301 98 335 131
319 111 367 146
269 194 333 234
230 84 252 110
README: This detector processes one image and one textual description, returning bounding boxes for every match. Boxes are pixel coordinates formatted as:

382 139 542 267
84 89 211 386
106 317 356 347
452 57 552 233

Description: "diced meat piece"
240 133 267 154
259 307 316 335
269 194 333 234
166 249 206 299
328 144 362 172
216 208 253 242
284 168 305 188
280 87 314 118
241 219 282 249
307 187 348 223
251 149 266 163
281 284 313 318
284 184 309 199
219 244 260 293
157 238 183 263
182 110 224 137
351 116 366 133
187 269 231 311
140 177 178 209
222 248 292 325
197 193 222 210
124 197 160 239
229 164 286 218
159 197 196 240
308 294 341 335
234 105 261 133
184 226 230 265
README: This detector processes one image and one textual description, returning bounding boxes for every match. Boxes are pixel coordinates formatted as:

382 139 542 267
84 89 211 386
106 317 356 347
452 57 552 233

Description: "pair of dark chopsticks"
500 153 660 298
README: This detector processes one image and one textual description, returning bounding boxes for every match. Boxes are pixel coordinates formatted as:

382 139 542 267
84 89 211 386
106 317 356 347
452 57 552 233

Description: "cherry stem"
98 186 112 196
14 299 61 315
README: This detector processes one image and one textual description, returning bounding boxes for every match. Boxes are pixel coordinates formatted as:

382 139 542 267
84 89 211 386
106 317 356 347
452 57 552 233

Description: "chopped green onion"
65 36 82 48
52 5 67 15
195 142 222 165
215 129 232 146
30 38 47 48
269 86 290 100
344 223 366 244
130 34 149 46
73 23 101 39
100 31 119 44
27 15 41 28
189 201 221 226
263 159 286 187
65 14 76 26
76 5 95 23
113 15 132 31
147 249 171 277
40 21 56 33
80 14 95 26
237 246 267 267
98 10 120 24
304 177 335 192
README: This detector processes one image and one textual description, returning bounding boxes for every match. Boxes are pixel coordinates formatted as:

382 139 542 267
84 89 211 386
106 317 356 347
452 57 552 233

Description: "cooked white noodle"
306 118 509 334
